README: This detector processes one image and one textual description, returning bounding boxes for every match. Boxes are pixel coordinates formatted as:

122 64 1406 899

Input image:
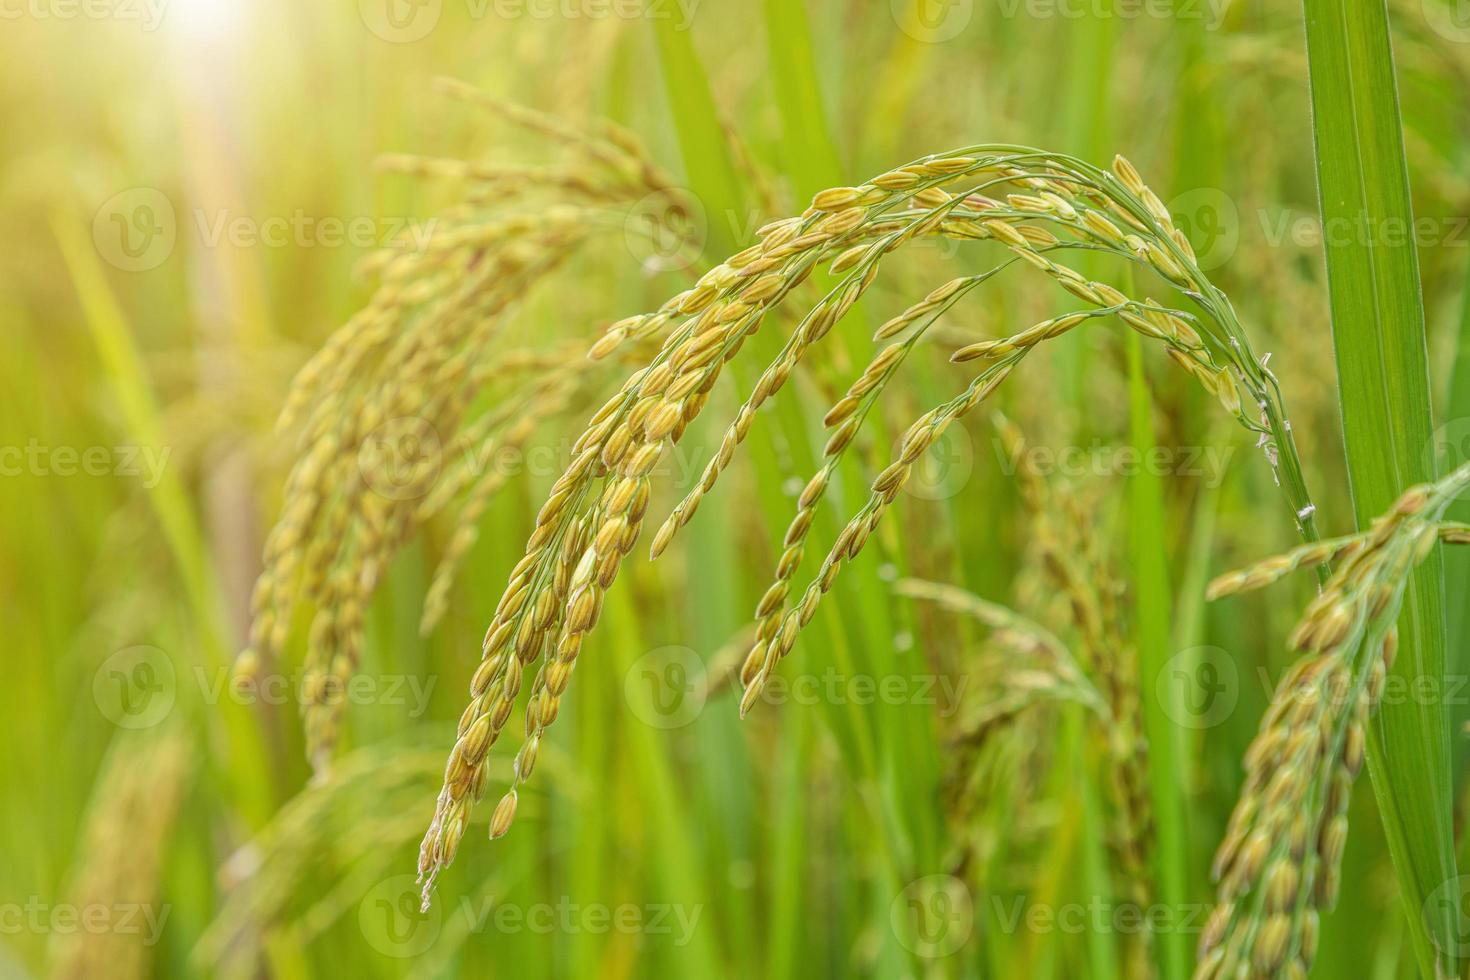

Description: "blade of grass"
650 18 746 253
761 0 843 200
1444 268 1470 782
1300 0 1458 973
765 34 949 902
50 214 213 623
765 701 810 980
749 25 882 946
597 44 758 970
51 214 279 827
1051 7 1117 419
1070 709 1121 980
756 9 948 896
1172 476 1220 822
604 588 724 976
650 22 928 972
1127 333 1188 980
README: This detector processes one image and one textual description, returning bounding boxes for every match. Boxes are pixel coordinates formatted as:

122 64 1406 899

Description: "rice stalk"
412 146 1330 905
240 84 685 772
48 728 193 980
895 577 1108 730
960 414 1157 973
193 742 489 974
1003 417 1156 974
895 576 1101 912
1197 462 1470 977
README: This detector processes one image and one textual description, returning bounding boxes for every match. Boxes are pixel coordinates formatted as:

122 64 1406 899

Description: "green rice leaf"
1300 1 1459 973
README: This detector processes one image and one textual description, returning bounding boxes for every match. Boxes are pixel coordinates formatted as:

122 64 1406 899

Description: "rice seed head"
1199 461 1470 973
316 138 1373 900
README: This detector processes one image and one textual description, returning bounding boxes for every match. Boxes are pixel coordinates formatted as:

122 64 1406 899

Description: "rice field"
6 1 1470 977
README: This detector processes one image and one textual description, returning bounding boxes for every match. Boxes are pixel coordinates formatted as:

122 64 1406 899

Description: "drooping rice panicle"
894 577 1106 721
1207 521 1470 600
736 356 1022 715
430 76 687 201
690 267 1010 694
413 146 1340 904
1197 462 1470 978
192 745 461 975
240 85 688 771
993 415 1154 973
49 729 193 980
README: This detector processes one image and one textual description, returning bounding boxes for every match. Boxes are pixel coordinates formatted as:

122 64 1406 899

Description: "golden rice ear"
1195 461 1470 973
50 727 193 980
254 127 1346 904
253 88 695 775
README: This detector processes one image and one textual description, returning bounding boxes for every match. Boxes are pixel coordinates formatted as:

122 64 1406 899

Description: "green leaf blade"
1300 1 1459 973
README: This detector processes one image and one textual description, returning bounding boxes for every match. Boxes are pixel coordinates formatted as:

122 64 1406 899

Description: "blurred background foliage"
4 0 1470 976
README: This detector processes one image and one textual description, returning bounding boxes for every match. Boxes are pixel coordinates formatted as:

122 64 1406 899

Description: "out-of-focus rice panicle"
241 84 687 772
49 728 193 980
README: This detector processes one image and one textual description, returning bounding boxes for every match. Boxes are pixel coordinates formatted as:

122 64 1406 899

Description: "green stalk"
650 19 747 250
1300 1 1458 974
762 0 843 200
652 18 918 969
1127 334 1189 980
1071 710 1122 980
605 589 723 976
51 214 279 826
1444 268 1470 780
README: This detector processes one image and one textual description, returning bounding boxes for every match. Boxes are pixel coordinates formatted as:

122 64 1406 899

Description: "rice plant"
390 139 1326 903
12 4 1470 978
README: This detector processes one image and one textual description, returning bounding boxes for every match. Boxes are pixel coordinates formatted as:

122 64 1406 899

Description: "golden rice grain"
1198 463 1470 976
